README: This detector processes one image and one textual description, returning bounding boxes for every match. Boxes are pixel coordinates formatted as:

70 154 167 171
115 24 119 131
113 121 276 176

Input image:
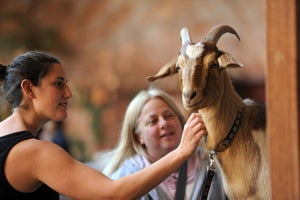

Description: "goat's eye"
209 63 219 69
175 65 181 72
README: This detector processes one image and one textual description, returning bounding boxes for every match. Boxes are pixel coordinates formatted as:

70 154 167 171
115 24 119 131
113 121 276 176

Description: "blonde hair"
104 86 185 175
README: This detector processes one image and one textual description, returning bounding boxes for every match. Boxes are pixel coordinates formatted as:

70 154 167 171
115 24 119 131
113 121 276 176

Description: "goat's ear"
147 58 178 82
217 52 243 69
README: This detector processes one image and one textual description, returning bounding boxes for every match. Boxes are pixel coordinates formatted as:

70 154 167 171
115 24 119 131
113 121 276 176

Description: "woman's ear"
21 79 35 99
136 133 144 145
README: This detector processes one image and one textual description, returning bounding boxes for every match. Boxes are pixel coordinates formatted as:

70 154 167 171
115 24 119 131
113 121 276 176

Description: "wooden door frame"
266 0 300 199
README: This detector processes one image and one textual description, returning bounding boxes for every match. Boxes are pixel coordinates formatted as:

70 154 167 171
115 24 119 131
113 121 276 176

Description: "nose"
159 117 170 129
183 88 197 101
64 85 72 98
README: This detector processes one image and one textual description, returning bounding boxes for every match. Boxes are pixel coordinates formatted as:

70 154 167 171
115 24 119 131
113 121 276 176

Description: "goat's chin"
183 100 204 111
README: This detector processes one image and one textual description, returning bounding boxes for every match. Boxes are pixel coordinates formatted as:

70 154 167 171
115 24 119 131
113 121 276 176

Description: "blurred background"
0 0 266 163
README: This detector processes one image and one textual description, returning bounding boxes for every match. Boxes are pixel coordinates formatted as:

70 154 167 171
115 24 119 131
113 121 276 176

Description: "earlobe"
21 79 35 98
136 134 144 145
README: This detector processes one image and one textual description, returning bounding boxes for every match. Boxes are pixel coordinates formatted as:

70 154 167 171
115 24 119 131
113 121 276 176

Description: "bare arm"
8 113 205 200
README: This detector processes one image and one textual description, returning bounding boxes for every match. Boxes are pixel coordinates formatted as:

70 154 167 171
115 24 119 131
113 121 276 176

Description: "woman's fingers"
179 113 207 156
185 113 206 135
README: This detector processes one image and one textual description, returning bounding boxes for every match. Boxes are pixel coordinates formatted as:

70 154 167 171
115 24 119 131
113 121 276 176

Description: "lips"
160 131 174 138
59 102 68 109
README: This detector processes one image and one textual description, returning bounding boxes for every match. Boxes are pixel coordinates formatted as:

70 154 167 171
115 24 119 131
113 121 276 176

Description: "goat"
147 25 270 200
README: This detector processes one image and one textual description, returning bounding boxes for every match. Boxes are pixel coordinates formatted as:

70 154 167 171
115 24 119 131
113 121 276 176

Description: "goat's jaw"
182 96 205 111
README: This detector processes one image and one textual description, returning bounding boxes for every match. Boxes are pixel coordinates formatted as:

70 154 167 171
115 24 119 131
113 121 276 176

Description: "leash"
201 110 243 200
201 150 216 200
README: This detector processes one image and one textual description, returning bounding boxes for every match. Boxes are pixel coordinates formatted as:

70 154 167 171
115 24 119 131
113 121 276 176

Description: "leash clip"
208 150 216 172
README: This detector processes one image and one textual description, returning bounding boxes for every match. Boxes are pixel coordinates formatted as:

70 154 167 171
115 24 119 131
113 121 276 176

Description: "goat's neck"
200 74 244 150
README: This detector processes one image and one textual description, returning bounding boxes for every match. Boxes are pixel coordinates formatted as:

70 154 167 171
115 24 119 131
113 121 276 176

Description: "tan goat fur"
147 25 270 200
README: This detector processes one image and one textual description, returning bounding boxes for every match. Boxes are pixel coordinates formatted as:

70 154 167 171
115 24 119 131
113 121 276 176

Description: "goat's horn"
203 24 240 45
180 27 191 45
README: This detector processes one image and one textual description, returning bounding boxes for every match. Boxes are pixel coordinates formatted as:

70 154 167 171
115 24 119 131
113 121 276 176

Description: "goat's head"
147 25 243 111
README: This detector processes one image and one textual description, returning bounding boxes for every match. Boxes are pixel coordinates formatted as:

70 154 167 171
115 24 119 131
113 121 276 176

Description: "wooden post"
266 0 300 199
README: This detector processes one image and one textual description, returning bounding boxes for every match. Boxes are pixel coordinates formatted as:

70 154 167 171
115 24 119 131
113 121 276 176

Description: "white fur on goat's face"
147 25 243 111
177 43 225 111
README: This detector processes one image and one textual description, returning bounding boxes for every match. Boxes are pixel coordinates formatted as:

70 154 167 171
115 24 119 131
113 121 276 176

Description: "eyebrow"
56 76 68 82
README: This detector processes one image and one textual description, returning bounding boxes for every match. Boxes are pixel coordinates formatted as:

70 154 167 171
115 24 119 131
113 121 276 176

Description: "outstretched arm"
13 113 205 200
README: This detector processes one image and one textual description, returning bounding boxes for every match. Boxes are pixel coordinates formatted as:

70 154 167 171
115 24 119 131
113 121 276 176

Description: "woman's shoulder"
3 134 71 192
8 136 66 162
110 154 145 179
122 154 146 170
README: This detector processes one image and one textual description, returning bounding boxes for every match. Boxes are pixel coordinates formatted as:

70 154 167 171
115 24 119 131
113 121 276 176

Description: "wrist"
173 146 189 163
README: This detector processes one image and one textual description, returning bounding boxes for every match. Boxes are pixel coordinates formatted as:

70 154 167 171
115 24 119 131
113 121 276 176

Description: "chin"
165 143 179 151
55 114 68 121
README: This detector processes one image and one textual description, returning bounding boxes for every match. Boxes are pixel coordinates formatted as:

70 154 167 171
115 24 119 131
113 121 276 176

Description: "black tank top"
0 131 59 200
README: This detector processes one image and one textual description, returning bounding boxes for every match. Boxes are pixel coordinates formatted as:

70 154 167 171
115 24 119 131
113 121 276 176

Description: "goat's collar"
214 110 244 152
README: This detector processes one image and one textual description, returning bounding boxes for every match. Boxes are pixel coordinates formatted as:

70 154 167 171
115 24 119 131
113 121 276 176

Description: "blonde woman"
104 87 227 200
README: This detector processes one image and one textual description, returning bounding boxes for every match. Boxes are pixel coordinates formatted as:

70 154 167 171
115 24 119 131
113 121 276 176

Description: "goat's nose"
184 90 197 101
